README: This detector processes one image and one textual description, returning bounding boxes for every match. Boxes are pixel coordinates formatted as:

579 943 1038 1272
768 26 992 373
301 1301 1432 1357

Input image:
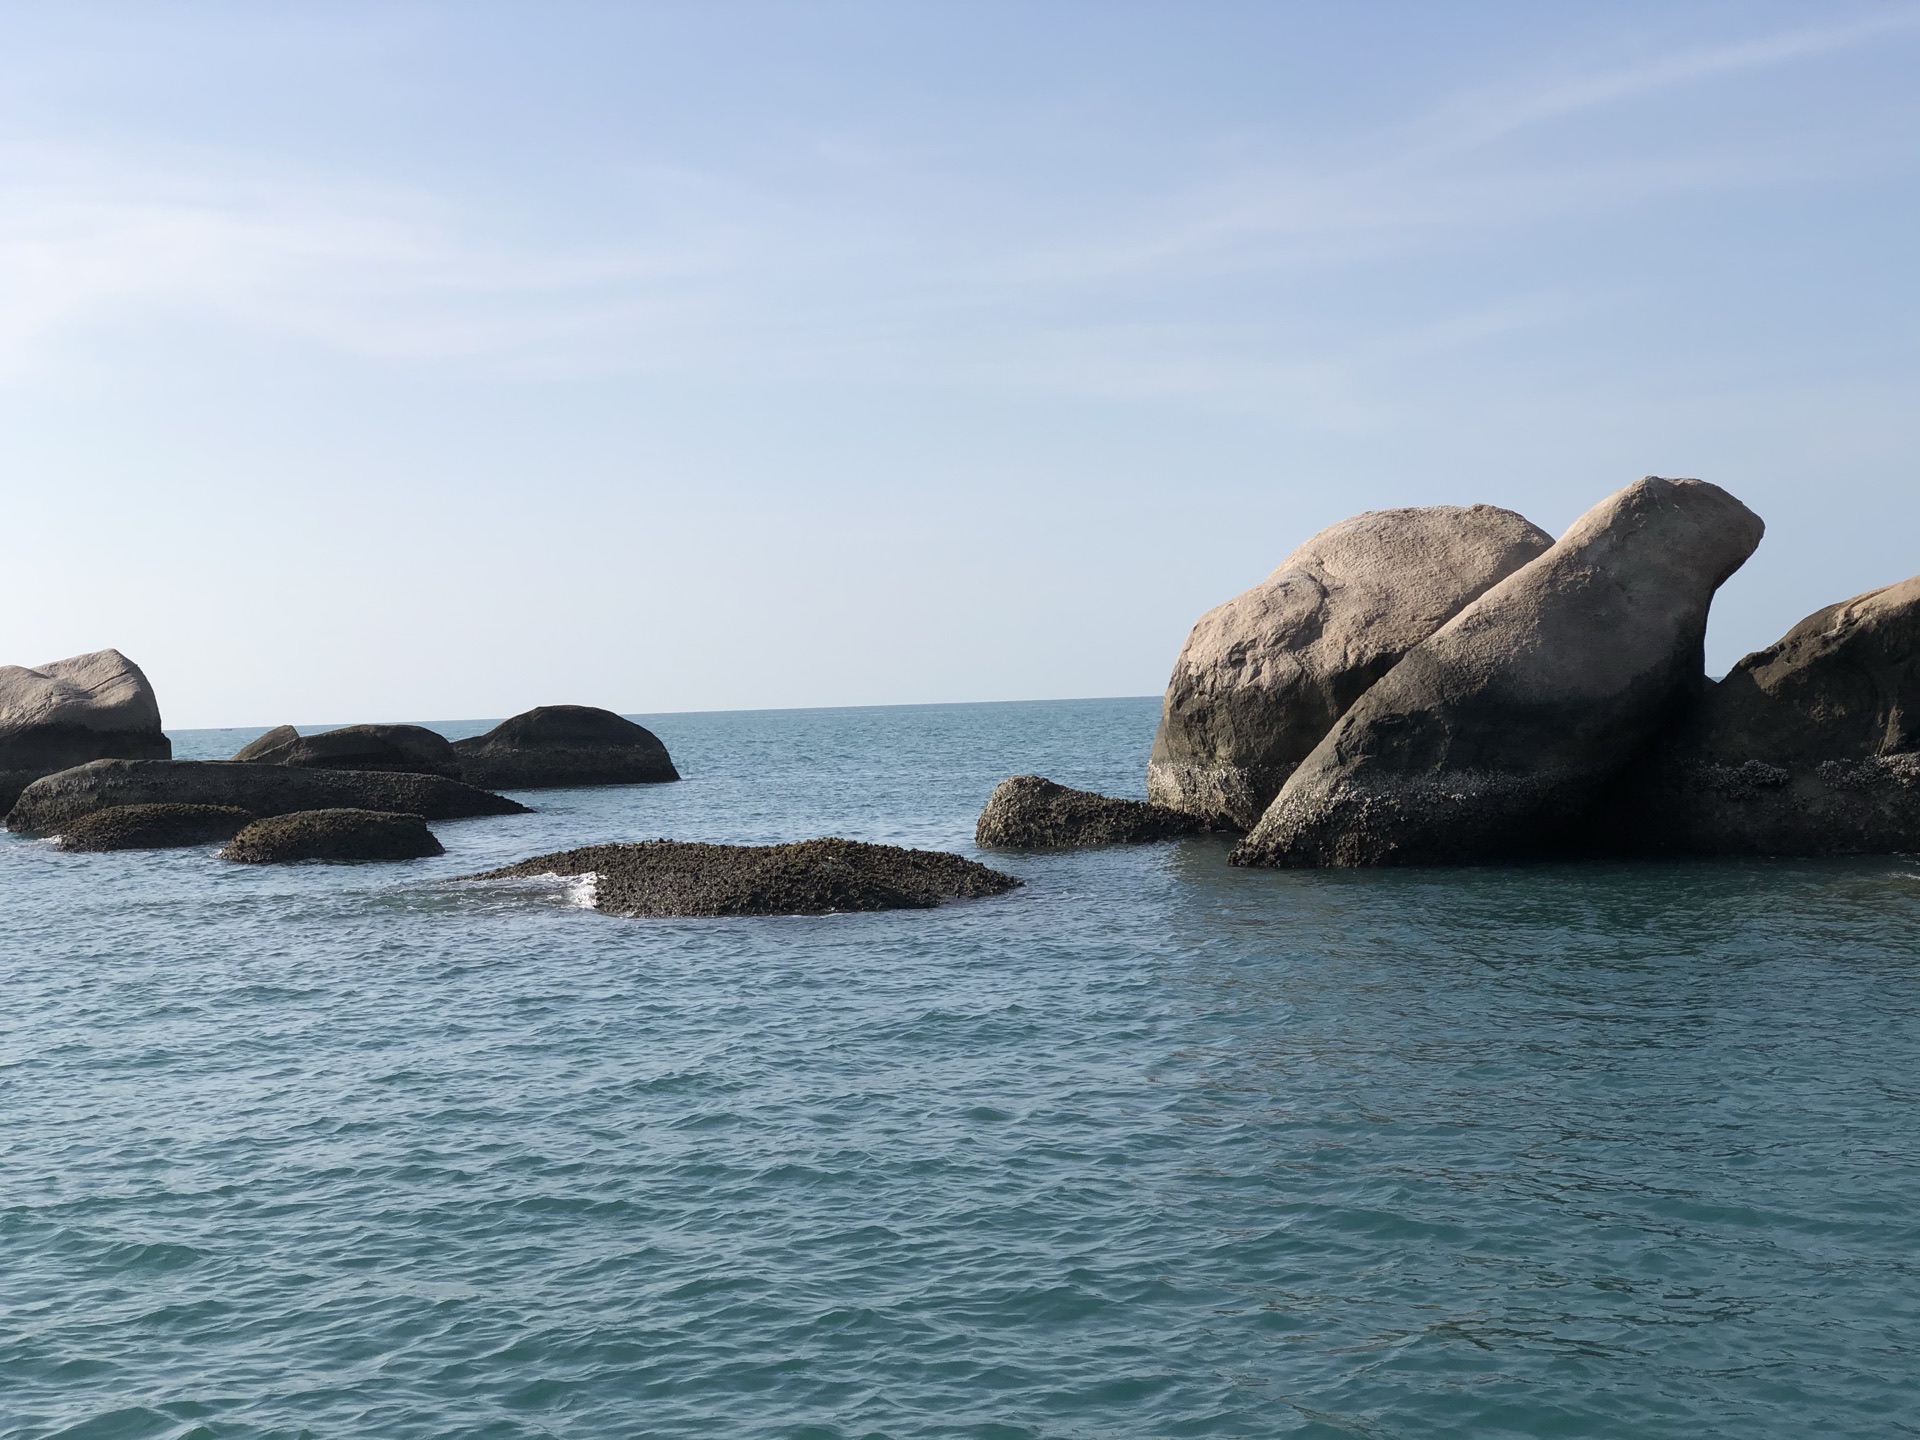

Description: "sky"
1 1 1916 728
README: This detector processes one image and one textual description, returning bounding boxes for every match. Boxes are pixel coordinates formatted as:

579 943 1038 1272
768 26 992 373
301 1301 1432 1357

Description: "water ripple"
3 700 1919 1437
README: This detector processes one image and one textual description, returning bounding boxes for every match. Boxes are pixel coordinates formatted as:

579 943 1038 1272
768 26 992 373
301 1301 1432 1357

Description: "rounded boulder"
222 809 445 864
1148 505 1553 829
231 723 461 778
453 706 678 789
976 775 1207 848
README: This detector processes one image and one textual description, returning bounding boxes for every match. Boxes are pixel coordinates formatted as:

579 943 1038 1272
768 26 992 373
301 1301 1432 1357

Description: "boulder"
1148 506 1553 828
223 809 444 863
473 837 1020 917
229 725 299 761
1234 477 1766 867
53 804 253 852
0 650 171 811
1599 575 1920 855
975 774 1208 848
231 722 461 778
453 705 679 789
6 759 527 835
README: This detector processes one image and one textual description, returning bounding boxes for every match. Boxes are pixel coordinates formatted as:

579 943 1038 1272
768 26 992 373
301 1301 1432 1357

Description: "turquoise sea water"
4 696 1919 1439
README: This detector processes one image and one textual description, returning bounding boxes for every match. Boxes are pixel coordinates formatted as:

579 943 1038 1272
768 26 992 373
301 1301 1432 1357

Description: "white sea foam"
566 872 599 909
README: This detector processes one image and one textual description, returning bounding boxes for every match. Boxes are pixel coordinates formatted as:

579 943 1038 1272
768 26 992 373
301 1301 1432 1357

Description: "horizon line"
166 692 1167 734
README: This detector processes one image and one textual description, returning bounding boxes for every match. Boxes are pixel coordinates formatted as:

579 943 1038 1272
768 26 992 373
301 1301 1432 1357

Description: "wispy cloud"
1421 8 1920 153
0 140 752 377
0 8 1912 398
1012 8 1920 284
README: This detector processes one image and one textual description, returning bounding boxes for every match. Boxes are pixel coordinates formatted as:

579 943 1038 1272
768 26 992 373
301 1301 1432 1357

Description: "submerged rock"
1600 575 1920 855
53 803 253 852
453 706 679 789
1148 506 1553 828
224 809 444 864
0 649 172 812
474 837 1020 917
975 774 1207 848
231 723 461 778
1235 477 1766 867
6 759 527 834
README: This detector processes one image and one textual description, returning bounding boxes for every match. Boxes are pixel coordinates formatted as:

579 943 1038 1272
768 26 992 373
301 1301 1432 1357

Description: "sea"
3 696 1918 1439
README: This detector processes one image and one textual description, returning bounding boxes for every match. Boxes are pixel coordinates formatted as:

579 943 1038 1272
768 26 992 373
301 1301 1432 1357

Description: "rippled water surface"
5 697 1920 1439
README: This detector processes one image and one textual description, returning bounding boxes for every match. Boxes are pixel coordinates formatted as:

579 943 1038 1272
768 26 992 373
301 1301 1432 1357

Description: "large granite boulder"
6 759 527 834
223 809 444 863
1234 477 1766 867
53 804 253 852
0 650 171 814
453 706 679 789
232 723 461 778
1148 506 1553 828
976 774 1208 848
1599 575 1920 855
473 837 1020 917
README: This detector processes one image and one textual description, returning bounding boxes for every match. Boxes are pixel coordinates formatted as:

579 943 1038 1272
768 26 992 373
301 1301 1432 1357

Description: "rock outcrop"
473 837 1020 917
453 706 679 789
1234 478 1766 867
6 759 527 834
231 725 298 761
976 774 1208 848
1599 575 1920 855
223 809 444 863
53 804 253 852
0 650 171 814
232 723 461 778
1148 506 1553 828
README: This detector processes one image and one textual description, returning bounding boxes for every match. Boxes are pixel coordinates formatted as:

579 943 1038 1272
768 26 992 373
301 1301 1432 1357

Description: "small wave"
568 872 599 909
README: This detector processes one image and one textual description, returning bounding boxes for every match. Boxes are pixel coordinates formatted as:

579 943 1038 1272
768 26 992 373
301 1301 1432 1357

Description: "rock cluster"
1119 473 1920 865
976 774 1207 848
1236 477 1766 866
1148 505 1553 828
474 837 1020 917
5 759 525 835
0 650 171 814
452 706 679 789
223 809 444 864
1 672 700 876
53 804 252 852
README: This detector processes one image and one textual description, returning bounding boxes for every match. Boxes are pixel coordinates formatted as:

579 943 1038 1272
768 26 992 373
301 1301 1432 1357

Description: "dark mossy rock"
53 803 253 852
453 706 678 789
231 725 299 762
975 774 1210 848
6 759 526 835
1597 575 1920 856
1 769 39 819
473 837 1020 917
223 808 444 864
231 723 460 778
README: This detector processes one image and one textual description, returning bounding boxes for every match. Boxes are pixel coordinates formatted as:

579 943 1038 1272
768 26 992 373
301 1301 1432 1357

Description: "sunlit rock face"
1234 478 1765 867
0 649 171 816
1148 505 1553 829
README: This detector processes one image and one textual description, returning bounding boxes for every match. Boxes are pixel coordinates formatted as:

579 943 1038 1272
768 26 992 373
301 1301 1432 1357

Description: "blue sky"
2 2 1916 727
